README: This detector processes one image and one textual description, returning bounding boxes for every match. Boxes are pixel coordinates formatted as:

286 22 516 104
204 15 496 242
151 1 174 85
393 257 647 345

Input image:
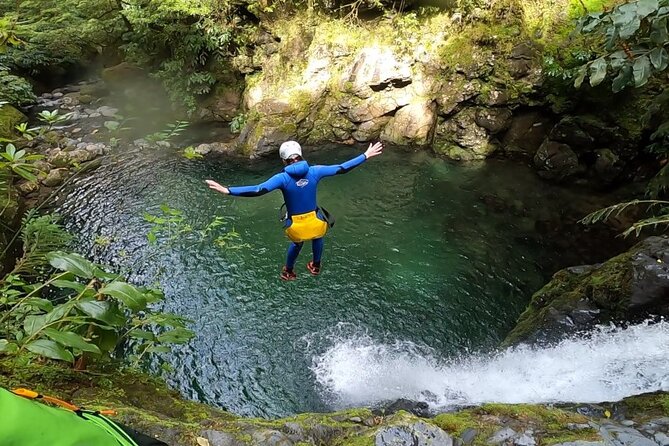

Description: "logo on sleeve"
296 179 309 187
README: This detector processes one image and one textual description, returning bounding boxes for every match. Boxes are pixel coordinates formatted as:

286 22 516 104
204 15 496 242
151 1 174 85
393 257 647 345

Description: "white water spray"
311 321 669 410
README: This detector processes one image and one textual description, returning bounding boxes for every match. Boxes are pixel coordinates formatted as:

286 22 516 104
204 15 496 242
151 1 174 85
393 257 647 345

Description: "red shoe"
281 266 297 281
306 261 321 276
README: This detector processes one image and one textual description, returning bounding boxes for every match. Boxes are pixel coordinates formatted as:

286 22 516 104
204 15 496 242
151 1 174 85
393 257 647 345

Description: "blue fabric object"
286 242 303 269
312 237 324 263
228 154 366 216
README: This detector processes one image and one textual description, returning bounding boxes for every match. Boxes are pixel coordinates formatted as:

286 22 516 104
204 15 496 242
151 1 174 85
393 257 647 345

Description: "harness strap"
12 388 117 416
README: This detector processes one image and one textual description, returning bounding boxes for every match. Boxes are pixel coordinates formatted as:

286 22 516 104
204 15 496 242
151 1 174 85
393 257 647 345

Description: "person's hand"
364 141 384 159
205 180 230 195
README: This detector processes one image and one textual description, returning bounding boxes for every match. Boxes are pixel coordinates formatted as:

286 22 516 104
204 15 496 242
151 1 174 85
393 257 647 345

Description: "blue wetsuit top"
228 154 367 216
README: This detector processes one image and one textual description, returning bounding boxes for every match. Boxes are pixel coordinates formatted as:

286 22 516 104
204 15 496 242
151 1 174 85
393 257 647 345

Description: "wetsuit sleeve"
312 154 367 180
228 173 285 197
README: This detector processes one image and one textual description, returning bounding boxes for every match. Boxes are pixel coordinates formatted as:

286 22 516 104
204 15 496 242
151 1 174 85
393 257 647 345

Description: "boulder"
435 78 481 116
502 112 552 158
504 236 669 346
475 108 512 134
352 116 391 142
343 48 412 99
594 148 623 184
534 140 581 181
0 104 27 141
549 117 595 151
41 168 70 187
381 100 437 146
434 109 497 160
101 62 145 86
376 422 452 446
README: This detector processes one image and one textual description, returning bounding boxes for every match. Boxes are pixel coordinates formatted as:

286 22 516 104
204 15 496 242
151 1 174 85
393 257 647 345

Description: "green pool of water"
56 145 617 417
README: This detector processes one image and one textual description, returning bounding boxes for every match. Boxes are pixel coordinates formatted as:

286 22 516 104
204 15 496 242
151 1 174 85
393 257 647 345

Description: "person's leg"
282 242 303 280
286 242 304 271
307 238 323 275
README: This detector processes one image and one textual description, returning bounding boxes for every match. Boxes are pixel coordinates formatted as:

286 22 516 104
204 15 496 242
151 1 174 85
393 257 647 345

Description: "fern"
622 214 669 238
580 199 669 238
11 214 72 277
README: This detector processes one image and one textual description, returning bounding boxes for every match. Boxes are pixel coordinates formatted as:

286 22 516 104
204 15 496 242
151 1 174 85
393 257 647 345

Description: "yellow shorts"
284 210 328 243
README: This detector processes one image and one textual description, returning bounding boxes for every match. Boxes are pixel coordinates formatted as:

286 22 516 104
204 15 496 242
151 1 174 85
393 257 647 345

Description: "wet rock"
598 422 658 446
42 168 70 187
461 428 479 444
620 420 636 427
504 236 669 346
97 106 119 118
488 427 516 444
654 433 669 446
199 430 245 446
379 398 431 418
349 417 363 423
502 112 552 158
376 422 452 446
436 78 480 116
534 140 581 181
201 83 242 122
102 62 145 86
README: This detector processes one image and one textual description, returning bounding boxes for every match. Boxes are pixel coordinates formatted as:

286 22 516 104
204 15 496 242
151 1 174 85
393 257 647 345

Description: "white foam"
310 321 669 410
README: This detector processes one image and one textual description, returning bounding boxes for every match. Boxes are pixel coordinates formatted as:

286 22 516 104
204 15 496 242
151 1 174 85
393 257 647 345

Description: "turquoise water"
56 145 622 417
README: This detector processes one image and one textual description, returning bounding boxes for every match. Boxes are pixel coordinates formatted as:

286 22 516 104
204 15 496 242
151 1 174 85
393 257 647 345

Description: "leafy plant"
145 120 189 144
0 69 35 106
14 122 38 141
37 110 71 129
0 143 44 182
182 146 203 160
144 204 192 245
229 113 247 134
9 214 72 278
0 251 194 368
580 199 669 236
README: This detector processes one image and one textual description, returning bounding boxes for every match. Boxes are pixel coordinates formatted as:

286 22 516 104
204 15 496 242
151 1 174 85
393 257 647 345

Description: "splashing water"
311 321 669 410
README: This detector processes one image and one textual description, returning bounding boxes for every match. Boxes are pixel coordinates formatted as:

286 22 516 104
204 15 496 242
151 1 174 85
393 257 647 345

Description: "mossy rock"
0 104 27 141
503 236 669 346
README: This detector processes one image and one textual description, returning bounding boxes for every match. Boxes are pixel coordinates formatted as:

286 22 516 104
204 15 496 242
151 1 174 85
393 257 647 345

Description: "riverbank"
2 354 668 446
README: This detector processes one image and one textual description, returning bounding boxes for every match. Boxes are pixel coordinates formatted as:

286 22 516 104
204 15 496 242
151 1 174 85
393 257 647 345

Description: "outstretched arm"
205 173 285 197
313 142 384 179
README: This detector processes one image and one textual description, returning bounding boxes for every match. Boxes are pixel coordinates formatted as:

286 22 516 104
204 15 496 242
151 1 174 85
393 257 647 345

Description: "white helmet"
279 140 302 160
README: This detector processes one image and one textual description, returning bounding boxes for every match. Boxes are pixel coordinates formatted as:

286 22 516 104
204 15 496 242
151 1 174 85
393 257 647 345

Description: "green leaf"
0 339 18 353
6 143 16 158
76 299 126 327
25 339 74 362
156 328 194 344
99 282 147 311
12 166 38 182
23 297 53 312
574 65 587 88
129 329 156 341
147 231 157 245
42 328 101 354
633 55 652 86
650 17 668 44
582 17 602 32
24 314 46 336
145 345 171 353
636 0 659 17
589 58 608 86
51 279 86 293
91 328 119 353
619 16 641 39
612 64 633 92
47 251 95 278
44 303 73 324
650 47 669 70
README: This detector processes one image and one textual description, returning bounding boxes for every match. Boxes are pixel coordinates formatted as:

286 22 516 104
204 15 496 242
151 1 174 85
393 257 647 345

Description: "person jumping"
205 140 384 281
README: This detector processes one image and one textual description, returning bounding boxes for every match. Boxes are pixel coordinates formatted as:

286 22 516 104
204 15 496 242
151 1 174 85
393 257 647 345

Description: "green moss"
0 104 27 141
621 393 669 420
433 411 480 437
503 245 638 346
